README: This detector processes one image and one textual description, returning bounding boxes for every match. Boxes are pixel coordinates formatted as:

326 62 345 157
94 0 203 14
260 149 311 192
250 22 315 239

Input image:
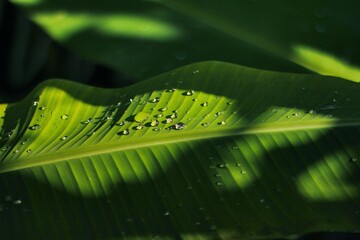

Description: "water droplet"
155 113 163 118
135 124 144 130
241 170 246 174
216 181 223 186
117 121 126 126
13 199 22 205
193 69 199 74
308 109 316 114
60 136 68 140
201 102 209 107
293 112 300 117
170 113 178 119
166 88 176 93
13 150 19 154
87 131 96 136
26 149 32 153
40 114 46 117
350 158 358 163
82 118 93 124
39 106 47 111
193 98 198 102
183 90 195 96
219 121 226 125
150 119 159 127
232 145 238 150
209 165 216 169
227 101 234 105
165 118 173 124
149 97 160 103
215 111 224 116
118 129 130 135
260 199 265 203
134 112 150 123
174 122 186 130
152 128 161 131
163 211 170 216
202 123 210 127
160 106 168 112
29 124 41 130
61 114 69 120
236 163 241 167
217 163 228 169
33 101 39 106
215 173 221 178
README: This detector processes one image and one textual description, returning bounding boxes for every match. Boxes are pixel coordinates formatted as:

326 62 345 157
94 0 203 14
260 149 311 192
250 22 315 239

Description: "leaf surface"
1 61 360 239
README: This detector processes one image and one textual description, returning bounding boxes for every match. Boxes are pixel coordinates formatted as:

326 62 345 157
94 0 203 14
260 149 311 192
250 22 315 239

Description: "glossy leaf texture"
1 61 360 239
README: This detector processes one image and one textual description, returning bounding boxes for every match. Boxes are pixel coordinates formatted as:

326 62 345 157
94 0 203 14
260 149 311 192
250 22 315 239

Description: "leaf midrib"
0 119 357 173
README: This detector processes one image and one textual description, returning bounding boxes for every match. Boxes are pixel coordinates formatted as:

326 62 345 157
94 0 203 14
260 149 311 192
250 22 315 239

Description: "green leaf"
10 0 304 81
1 61 360 239
11 0 360 82
162 0 360 82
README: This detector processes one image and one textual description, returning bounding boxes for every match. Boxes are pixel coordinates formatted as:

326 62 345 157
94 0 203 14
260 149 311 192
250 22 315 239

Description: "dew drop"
193 98 198 102
118 129 130 135
163 211 170 216
13 199 22 205
40 114 46 117
152 127 161 131
117 121 126 126
216 181 223 186
60 136 68 141
241 170 246 174
170 113 178 119
155 113 163 118
201 102 209 107
217 163 229 169
150 119 159 127
135 124 144 130
214 173 221 178
149 97 160 103
33 101 39 106
202 123 210 127
165 118 173 124
87 131 96 136
350 158 358 163
29 124 41 130
160 106 168 112
184 90 195 96
227 101 234 105
232 145 238 150
308 109 316 114
174 122 186 130
236 163 241 167
26 149 32 153
39 106 47 111
215 112 224 117
166 88 176 93
219 121 226 125
61 114 69 120
193 69 199 74
134 112 150 123
82 118 93 124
